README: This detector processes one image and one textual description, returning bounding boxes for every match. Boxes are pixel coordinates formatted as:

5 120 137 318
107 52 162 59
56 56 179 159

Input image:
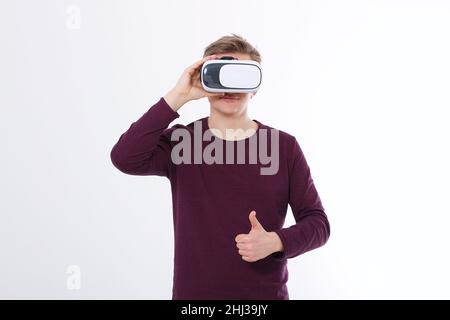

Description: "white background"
1 0 450 299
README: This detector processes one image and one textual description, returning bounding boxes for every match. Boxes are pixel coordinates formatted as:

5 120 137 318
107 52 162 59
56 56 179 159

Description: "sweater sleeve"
110 97 180 178
272 137 330 259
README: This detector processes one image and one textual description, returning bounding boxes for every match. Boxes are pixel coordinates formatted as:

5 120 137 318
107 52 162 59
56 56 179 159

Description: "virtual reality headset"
201 56 262 93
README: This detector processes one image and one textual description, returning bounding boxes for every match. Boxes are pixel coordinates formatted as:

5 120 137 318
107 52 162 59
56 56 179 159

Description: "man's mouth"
220 94 240 100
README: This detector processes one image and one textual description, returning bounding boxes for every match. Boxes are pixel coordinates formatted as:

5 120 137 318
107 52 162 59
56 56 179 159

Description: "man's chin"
213 103 244 114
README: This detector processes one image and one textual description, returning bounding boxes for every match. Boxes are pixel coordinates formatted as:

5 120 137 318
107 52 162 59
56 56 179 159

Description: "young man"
110 34 330 300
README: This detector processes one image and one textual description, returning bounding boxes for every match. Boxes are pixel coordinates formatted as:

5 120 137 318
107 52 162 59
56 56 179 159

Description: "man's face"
206 52 258 115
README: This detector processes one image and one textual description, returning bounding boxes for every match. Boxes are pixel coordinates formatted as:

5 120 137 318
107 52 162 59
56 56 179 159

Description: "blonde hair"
203 33 261 63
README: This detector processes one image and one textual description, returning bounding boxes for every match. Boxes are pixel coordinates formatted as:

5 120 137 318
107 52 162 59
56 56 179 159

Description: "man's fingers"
241 255 255 262
236 242 250 250
188 55 217 73
188 57 208 70
235 234 249 243
238 249 250 256
249 210 263 230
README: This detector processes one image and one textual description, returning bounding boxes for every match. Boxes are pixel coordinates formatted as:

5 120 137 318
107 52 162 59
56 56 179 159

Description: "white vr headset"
201 56 262 93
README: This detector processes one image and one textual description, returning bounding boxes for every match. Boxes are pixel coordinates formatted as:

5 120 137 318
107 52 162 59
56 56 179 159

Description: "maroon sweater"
110 97 330 300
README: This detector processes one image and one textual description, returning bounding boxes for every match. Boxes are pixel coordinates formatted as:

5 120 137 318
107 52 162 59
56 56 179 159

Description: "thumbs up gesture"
234 210 284 262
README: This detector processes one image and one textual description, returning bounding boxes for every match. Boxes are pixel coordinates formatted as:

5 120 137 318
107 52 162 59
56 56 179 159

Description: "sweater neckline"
201 116 264 142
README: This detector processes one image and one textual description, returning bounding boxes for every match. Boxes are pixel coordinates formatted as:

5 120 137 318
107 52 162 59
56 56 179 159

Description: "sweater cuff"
158 96 181 120
271 229 290 261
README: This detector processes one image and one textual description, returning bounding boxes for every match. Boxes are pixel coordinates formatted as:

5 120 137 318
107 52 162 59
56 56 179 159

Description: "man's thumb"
249 210 262 230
